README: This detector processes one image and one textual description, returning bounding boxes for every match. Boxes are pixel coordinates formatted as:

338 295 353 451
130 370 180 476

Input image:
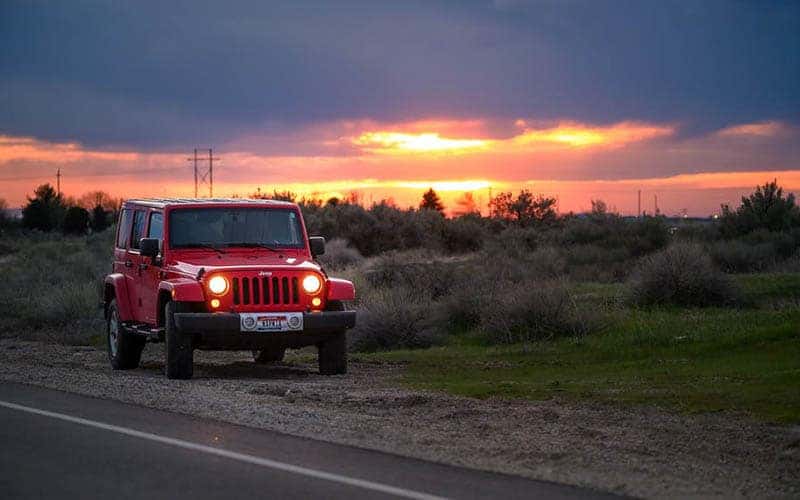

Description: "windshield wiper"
195 243 226 255
228 242 282 253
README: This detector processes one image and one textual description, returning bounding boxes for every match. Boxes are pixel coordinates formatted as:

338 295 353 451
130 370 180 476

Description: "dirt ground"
0 338 798 499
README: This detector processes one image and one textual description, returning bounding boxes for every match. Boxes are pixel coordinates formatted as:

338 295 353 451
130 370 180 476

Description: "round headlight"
302 275 322 294
208 276 229 295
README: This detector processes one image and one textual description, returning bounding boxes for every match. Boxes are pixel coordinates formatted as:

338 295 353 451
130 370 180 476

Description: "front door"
125 209 148 323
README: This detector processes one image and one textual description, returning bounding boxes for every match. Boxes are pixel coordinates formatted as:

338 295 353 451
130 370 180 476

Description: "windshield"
168 207 305 249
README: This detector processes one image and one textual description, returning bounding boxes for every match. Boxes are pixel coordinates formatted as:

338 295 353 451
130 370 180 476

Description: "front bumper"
173 311 356 350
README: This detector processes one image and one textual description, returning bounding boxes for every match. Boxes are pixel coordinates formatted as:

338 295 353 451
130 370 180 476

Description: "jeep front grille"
232 275 299 306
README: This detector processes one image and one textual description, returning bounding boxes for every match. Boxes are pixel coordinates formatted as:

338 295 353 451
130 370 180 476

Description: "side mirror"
309 236 325 257
140 238 161 259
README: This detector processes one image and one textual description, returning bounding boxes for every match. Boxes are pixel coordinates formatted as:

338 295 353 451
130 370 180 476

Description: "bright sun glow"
354 131 491 153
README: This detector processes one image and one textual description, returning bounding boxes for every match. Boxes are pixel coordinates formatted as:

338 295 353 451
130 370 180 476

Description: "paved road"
0 382 617 499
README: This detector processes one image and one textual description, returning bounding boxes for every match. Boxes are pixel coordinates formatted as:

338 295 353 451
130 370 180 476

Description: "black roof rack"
122 198 296 209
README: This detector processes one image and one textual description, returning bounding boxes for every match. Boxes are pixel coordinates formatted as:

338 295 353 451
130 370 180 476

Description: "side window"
148 212 163 240
116 209 133 248
130 211 146 250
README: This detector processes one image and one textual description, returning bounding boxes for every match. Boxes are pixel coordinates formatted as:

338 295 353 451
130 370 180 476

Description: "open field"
1 222 799 497
359 303 800 423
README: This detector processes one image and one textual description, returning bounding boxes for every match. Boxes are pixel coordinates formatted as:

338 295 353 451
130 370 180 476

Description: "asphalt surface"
0 382 618 499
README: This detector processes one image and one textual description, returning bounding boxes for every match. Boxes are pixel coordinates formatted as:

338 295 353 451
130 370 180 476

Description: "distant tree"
326 196 340 207
490 190 557 226
0 198 7 227
77 190 119 211
720 180 800 236
22 184 65 231
590 199 608 216
63 206 90 235
420 188 445 214
271 190 297 202
90 204 110 232
453 192 479 216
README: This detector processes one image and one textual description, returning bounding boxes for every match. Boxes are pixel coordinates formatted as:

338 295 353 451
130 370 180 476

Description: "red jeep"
102 198 356 379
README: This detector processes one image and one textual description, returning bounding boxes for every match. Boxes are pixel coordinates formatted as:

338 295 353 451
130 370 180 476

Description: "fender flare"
326 278 355 302
104 274 133 321
158 278 207 303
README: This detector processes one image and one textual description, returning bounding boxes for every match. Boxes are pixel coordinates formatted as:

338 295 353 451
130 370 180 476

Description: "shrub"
442 214 485 253
527 246 566 278
317 238 364 270
63 206 90 235
363 250 455 299
348 287 442 352
479 280 601 344
709 240 777 273
629 243 741 307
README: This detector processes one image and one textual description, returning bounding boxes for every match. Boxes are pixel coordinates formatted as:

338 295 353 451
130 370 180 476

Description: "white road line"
0 399 446 500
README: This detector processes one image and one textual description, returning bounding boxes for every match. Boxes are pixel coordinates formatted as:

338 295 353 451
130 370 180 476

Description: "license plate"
240 312 303 332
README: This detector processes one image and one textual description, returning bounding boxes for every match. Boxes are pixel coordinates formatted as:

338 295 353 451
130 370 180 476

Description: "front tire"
107 298 144 370
165 301 193 379
318 333 347 375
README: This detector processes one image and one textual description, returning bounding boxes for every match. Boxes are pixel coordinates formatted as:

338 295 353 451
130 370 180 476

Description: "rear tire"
252 347 286 364
107 298 144 370
165 301 193 380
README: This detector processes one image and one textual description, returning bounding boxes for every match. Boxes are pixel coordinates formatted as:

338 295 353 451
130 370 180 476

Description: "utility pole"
56 168 61 196
654 194 659 215
637 189 641 218
192 149 198 197
208 148 215 198
187 148 219 198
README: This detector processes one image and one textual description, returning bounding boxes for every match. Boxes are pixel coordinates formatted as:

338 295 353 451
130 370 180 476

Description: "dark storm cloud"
1 0 798 149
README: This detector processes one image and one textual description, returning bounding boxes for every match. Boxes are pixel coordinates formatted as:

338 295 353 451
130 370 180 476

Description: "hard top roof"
122 198 297 209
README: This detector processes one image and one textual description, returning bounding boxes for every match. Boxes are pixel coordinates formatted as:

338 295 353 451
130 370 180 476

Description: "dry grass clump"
628 243 741 307
317 238 364 271
479 280 602 344
348 286 442 352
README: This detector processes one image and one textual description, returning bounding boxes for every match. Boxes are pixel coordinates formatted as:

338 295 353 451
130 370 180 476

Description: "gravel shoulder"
0 338 798 499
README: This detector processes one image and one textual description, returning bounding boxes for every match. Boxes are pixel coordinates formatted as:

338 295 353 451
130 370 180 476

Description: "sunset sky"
1 1 798 215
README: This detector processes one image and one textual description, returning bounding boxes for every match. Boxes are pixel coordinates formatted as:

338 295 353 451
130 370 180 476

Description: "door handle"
124 260 133 268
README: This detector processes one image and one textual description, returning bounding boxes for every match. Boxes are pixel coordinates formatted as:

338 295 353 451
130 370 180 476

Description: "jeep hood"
166 253 323 278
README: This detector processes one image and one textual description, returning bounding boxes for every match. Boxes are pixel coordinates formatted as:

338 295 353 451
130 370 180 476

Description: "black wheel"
326 300 345 311
252 347 286 364
107 298 144 370
318 332 347 375
165 301 193 379
318 299 348 375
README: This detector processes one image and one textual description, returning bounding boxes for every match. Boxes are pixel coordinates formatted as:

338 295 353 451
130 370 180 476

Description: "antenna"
187 148 220 198
56 168 62 196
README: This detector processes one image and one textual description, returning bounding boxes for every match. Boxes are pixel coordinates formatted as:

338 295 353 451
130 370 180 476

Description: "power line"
187 148 220 198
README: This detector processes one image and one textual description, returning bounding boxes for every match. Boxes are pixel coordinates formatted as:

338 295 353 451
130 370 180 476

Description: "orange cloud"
715 121 788 138
511 121 674 148
0 135 145 163
353 131 492 154
350 120 674 155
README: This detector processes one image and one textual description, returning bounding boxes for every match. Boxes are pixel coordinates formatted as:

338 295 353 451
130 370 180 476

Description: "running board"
122 323 165 342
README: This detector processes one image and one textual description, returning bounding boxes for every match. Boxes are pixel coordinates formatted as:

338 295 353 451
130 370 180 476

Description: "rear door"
137 210 163 325
113 209 136 315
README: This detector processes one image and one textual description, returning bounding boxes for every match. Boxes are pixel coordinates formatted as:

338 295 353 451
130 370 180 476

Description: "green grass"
356 280 800 423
